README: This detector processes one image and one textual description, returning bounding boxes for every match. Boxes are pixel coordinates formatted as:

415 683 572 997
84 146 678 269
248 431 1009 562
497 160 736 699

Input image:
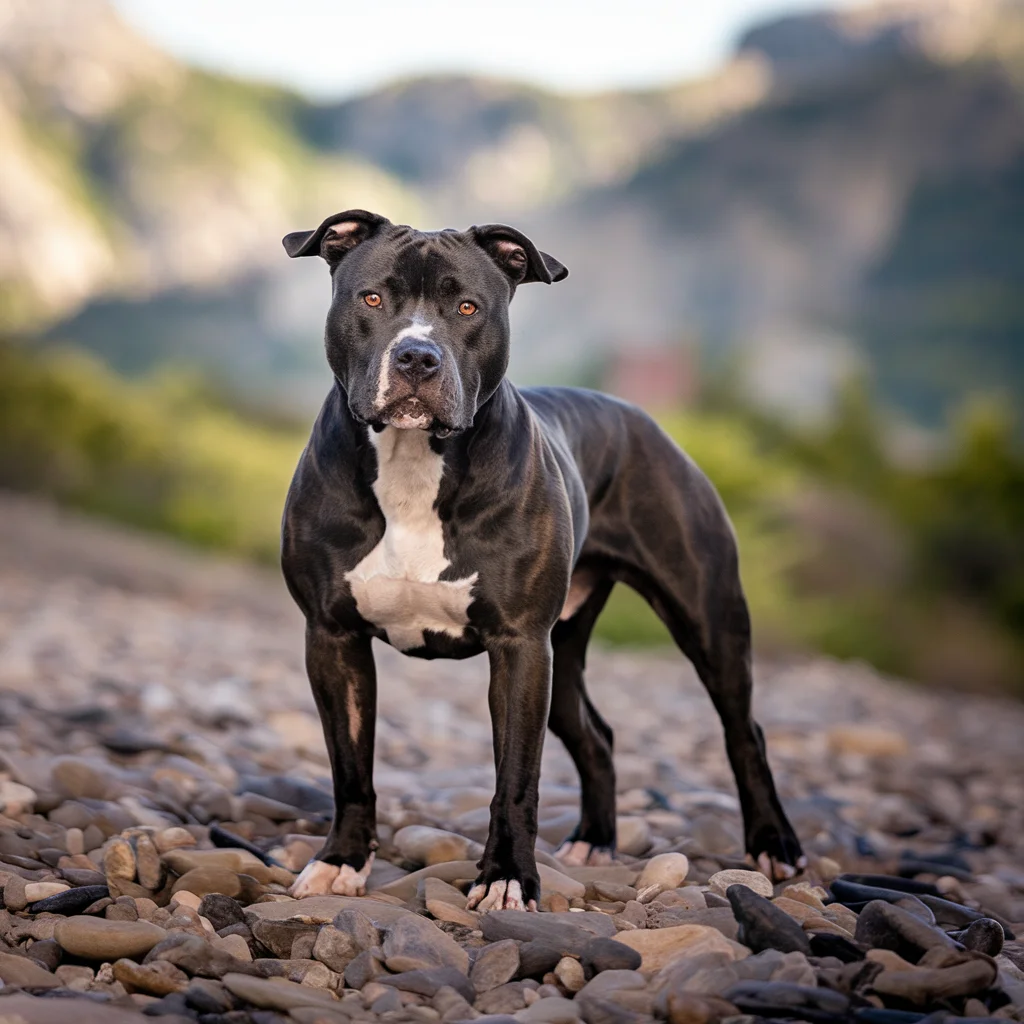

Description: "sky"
112 0 856 100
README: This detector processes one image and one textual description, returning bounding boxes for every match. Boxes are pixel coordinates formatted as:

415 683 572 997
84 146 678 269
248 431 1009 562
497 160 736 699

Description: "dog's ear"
472 224 568 286
282 210 390 262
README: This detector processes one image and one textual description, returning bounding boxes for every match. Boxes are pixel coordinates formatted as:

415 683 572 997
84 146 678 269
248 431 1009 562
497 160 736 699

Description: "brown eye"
458 301 477 316
364 293 382 307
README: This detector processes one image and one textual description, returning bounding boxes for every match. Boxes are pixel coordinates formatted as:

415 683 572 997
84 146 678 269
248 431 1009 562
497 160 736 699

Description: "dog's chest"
345 428 477 651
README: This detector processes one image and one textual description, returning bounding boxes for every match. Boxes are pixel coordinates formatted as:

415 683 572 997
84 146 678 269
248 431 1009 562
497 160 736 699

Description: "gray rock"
472 938 521 992
475 981 529 1014
854 899 959 963
379 965 477 1003
345 949 387 989
250 917 318 959
144 933 261 978
312 923 360 972
54 915 167 961
952 918 1004 957
724 980 850 1018
221 971 342 1011
433 982 479 1022
382 913 470 973
198 893 246 932
29 884 109 915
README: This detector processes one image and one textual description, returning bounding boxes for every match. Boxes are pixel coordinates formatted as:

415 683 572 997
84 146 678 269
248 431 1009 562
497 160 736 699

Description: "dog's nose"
393 339 442 382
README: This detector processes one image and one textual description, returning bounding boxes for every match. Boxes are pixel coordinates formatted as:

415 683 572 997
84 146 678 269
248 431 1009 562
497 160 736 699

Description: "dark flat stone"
726 883 811 955
918 894 1014 937
949 918 1004 956
839 874 942 897
378 966 475 1003
29 885 110 916
809 932 866 962
724 980 849 1023
581 936 642 979
829 880 935 922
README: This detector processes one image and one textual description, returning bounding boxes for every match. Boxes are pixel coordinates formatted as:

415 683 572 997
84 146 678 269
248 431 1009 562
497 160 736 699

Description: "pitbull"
280 210 804 910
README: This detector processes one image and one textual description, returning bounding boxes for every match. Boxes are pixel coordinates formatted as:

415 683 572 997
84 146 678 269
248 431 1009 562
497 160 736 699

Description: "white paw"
290 853 374 898
466 878 536 912
554 840 614 867
755 851 807 883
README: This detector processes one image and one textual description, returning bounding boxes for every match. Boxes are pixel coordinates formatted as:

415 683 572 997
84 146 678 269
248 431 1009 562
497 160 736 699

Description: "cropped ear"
282 209 391 261
471 224 568 286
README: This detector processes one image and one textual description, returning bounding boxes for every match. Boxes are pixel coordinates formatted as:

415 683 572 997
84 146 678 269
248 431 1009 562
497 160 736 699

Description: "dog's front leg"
468 634 552 912
291 626 378 898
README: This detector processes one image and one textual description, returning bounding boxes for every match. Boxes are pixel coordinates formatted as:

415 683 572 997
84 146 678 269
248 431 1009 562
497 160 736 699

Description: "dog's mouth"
377 396 456 438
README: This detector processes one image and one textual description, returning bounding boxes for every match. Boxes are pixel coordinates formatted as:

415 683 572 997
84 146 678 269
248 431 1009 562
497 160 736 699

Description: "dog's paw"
290 854 374 898
554 840 614 867
466 878 537 912
747 827 805 883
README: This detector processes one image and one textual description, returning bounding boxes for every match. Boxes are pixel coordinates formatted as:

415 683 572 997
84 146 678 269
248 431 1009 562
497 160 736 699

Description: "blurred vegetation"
2 340 1022 694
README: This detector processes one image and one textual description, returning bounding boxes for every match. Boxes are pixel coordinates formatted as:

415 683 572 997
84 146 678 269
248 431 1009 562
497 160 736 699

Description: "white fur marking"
345 427 476 651
290 854 375 897
375 322 433 411
466 878 533 912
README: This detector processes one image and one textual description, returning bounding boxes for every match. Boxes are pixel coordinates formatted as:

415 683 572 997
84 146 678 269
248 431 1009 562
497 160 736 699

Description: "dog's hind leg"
548 576 618 867
631 536 805 881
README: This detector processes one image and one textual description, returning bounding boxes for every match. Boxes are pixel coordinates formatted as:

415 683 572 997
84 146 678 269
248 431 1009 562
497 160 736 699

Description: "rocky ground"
0 492 1023 1024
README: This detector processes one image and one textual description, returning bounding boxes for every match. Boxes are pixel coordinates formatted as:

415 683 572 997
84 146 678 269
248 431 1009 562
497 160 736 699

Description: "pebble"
614 924 744 972
171 865 242 898
394 824 484 865
473 939 522 993
382 913 470 974
24 881 70 902
55 916 167 960
221 971 341 1011
708 869 773 899
112 957 190 995
0 950 61 988
554 956 586 992
616 817 652 857
636 852 690 891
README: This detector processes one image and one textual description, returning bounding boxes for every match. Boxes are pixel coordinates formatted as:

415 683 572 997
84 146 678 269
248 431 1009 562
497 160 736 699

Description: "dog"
280 210 804 910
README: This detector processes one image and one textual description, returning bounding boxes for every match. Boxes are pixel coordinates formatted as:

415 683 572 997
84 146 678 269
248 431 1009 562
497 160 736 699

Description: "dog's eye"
364 293 382 308
458 301 477 316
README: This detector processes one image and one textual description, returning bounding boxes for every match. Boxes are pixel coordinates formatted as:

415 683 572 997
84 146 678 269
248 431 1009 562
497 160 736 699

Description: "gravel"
0 492 1023 1022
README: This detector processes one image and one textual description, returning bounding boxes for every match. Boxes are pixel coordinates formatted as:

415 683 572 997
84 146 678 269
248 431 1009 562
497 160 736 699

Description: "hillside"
3 0 1024 423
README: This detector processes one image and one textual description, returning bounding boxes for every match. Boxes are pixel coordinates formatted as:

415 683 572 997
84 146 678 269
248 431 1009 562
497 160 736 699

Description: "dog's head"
283 211 567 435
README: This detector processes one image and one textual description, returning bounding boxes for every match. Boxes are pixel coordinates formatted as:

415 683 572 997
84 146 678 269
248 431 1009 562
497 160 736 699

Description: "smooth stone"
23 881 69 902
29 883 110 915
250 917 318 958
394 825 484 866
725 980 850 1018
183 977 235 1014
647 907 739 941
636 853 690 892
424 875 480 927
221 971 341 1011
198 893 246 932
0 950 61 988
378 965 476 1003
919 893 1013 934
516 995 582 1022
854 900 959 963
872 957 998 1004
60 868 107 887
519 941 568 979
171 866 242 899
382 912 470 973
163 848 275 884
472 939 522 992
554 956 586 993
726 884 810 954
708 869 772 899
103 836 137 881
112 957 190 995
134 834 164 891
345 949 387 989
55 916 167 961
615 925 745 973
951 918 1004 956
829 879 936 923
481 910 607 954
557 867 639 887
581 937 643 978
0 995 153 1023
144 933 260 979
434 983 478 1021
215 933 252 961
51 757 115 800
539 864 587 900
839 874 941 897
616 818 652 857
476 981 529 1014
312 924 360 973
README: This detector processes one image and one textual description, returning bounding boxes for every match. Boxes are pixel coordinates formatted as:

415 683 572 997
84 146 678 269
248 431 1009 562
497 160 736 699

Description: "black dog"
280 210 803 909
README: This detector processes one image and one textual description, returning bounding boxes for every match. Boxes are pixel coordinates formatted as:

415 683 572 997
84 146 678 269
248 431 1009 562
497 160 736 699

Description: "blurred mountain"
3 0 1024 423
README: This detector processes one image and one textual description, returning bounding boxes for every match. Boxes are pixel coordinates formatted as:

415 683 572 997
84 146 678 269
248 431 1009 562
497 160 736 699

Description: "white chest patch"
345 427 477 651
